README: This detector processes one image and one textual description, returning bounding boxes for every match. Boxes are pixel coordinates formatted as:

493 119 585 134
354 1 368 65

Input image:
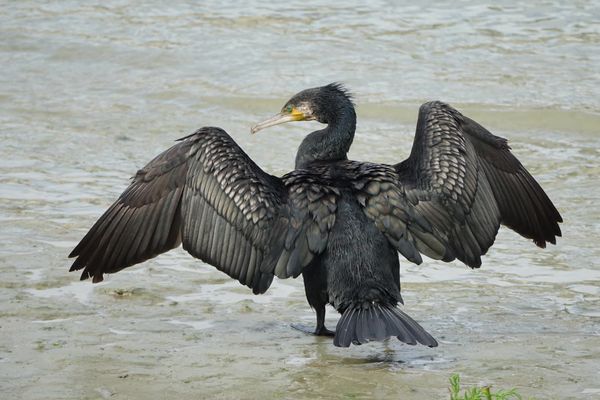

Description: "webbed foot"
291 323 335 337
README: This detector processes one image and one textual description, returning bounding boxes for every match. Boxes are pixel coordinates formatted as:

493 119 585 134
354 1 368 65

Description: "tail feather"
333 303 438 348
356 309 371 344
381 306 417 345
335 307 358 347
367 307 387 341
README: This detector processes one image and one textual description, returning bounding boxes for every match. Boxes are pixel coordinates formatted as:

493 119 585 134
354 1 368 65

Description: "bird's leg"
293 264 335 336
314 304 335 336
291 304 335 337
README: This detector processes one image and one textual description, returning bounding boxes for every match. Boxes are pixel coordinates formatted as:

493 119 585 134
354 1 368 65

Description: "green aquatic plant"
449 374 525 400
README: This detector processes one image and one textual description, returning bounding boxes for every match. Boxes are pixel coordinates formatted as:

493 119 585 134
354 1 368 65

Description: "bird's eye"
284 105 293 113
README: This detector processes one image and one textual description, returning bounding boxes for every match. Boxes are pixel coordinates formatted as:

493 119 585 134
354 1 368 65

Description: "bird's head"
251 83 354 134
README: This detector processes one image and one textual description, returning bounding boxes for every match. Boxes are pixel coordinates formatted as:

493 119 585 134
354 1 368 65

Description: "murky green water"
1 1 599 399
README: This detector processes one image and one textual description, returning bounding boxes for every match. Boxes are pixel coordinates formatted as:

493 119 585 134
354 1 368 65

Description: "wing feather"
70 126 341 294
70 127 282 290
393 101 561 267
258 171 339 286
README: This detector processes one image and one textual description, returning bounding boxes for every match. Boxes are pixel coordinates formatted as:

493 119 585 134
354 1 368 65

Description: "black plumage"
69 83 562 347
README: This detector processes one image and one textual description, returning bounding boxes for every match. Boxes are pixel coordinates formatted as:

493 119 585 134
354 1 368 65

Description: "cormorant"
69 83 562 347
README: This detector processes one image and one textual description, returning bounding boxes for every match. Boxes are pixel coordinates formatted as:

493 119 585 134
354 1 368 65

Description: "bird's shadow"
292 333 455 370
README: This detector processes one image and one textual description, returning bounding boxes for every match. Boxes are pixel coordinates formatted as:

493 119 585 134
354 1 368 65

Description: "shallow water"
1 1 599 399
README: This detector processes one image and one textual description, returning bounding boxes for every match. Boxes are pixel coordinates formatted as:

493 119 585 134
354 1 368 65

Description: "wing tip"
79 269 89 281
69 256 85 272
78 268 104 283
254 272 274 295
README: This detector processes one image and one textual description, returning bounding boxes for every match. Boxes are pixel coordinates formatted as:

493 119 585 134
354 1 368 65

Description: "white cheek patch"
297 102 315 120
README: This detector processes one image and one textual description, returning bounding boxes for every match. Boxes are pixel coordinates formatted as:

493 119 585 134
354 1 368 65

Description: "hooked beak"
250 109 306 134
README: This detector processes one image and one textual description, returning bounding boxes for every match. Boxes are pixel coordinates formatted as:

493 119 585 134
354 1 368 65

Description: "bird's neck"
295 109 356 169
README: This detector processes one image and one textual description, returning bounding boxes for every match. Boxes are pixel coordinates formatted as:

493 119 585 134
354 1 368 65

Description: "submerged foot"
291 323 335 337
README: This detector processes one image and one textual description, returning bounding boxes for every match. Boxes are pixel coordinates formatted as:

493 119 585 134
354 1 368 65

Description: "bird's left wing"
69 127 286 292
70 127 340 294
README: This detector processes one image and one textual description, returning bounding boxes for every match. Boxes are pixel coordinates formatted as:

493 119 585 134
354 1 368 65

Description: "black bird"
69 83 562 347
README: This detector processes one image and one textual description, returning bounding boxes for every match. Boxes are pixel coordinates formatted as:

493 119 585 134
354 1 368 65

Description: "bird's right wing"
70 127 285 292
393 101 562 267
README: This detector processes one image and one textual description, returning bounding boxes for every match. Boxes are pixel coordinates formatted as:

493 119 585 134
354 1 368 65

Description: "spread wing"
69 135 194 283
69 127 338 294
69 127 282 290
388 101 562 267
